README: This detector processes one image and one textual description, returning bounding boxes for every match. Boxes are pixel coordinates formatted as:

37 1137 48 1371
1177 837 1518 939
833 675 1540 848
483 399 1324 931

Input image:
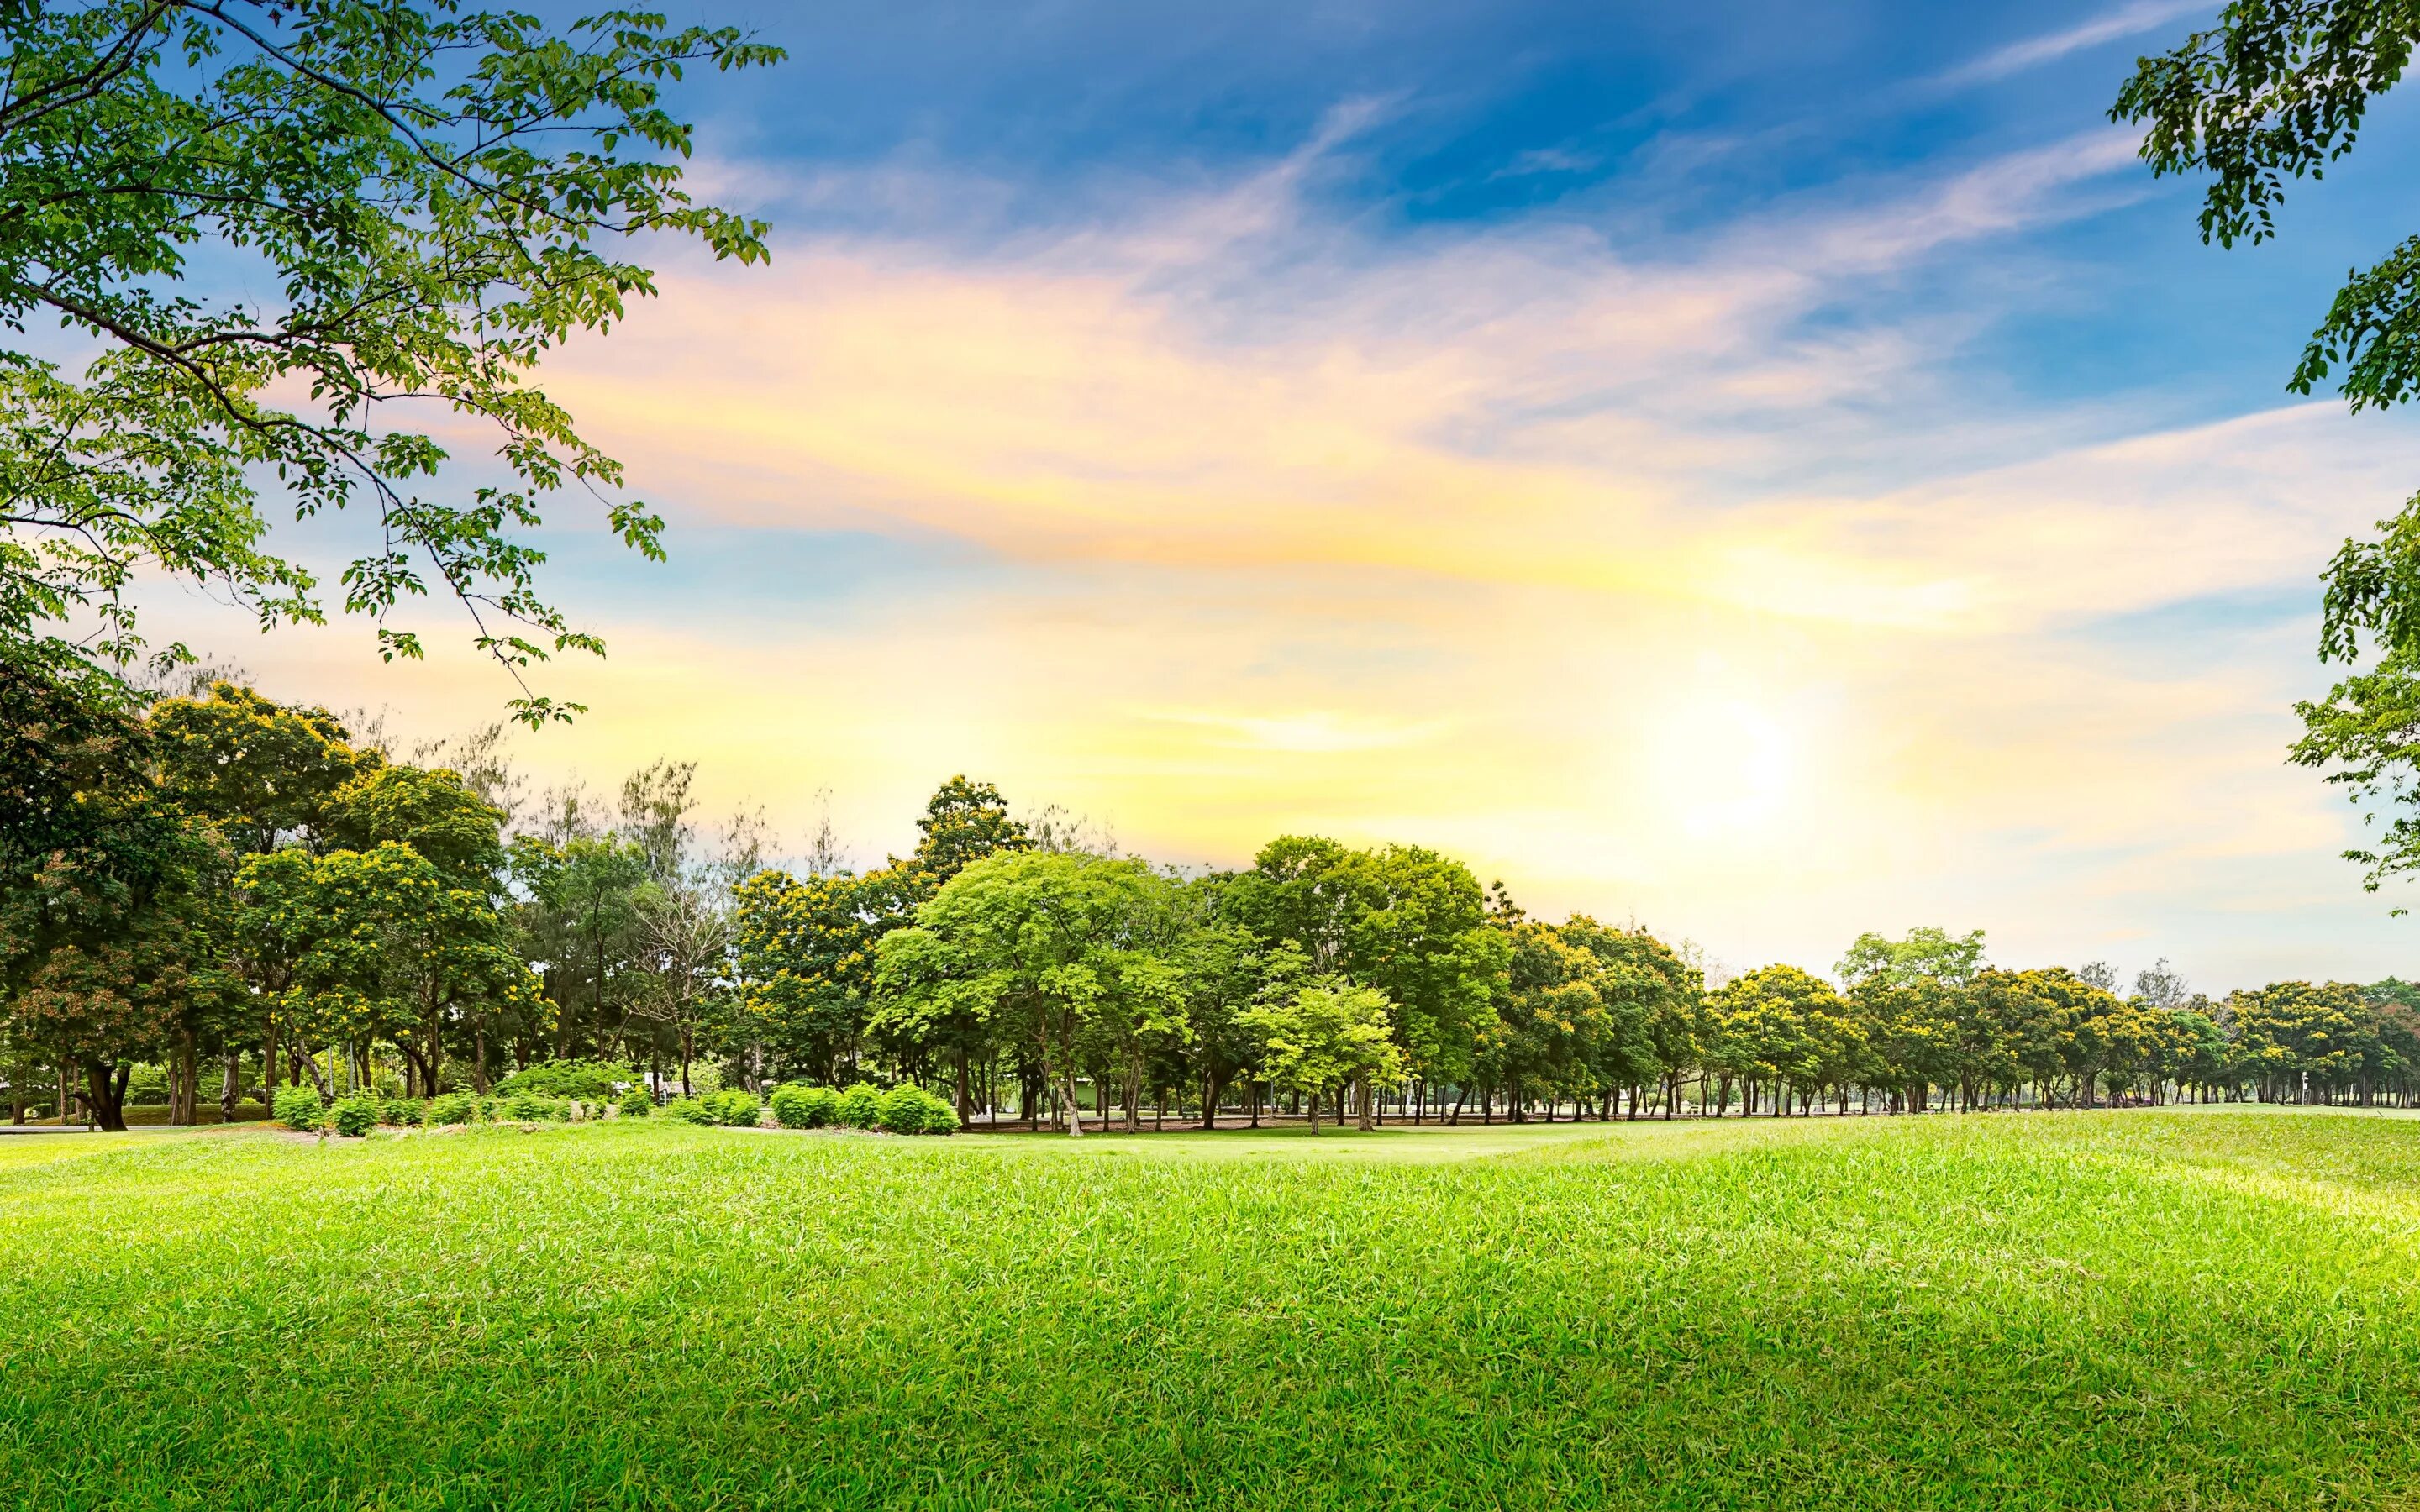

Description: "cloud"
1937 0 2209 87
169 112 2417 990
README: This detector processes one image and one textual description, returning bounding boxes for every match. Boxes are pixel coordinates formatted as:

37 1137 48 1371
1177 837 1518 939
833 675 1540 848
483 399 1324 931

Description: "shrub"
388 1099 428 1128
274 1085 324 1132
502 1091 567 1123
425 1093 476 1126
495 1058 642 1102
835 1082 882 1129
920 1089 960 1135
618 1087 655 1118
660 1097 714 1126
877 1085 933 1135
330 1094 381 1137
705 1089 763 1127
769 1082 838 1129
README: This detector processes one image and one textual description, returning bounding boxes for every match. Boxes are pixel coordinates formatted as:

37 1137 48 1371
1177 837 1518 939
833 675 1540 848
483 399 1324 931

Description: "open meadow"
3 1109 2417 1510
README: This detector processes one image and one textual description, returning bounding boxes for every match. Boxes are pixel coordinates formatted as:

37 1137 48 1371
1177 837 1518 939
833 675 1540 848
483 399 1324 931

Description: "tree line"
5 665 2417 1131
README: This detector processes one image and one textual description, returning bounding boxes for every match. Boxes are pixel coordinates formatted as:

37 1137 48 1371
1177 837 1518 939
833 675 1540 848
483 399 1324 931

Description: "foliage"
2291 648 2420 900
273 1085 324 1132
329 1094 382 1138
658 1097 714 1126
703 1089 762 1128
2115 3 2420 896
1238 983 1407 1133
617 1088 655 1120
876 1084 952 1135
501 1092 567 1124
425 1093 477 1127
834 1083 883 1130
497 1061 641 1102
0 0 783 715
1836 927 1987 989
769 1082 837 1130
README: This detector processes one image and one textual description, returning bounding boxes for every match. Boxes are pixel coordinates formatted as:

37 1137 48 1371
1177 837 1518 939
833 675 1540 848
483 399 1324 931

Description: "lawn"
3 1110 2417 1509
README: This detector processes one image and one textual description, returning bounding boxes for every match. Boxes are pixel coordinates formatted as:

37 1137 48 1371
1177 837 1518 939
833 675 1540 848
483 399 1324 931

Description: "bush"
705 1089 763 1127
618 1087 655 1118
502 1091 567 1123
659 1097 714 1125
388 1098 427 1128
425 1092 476 1126
495 1059 641 1102
835 1082 883 1129
329 1094 381 1137
769 1082 838 1129
274 1085 324 1132
876 1085 929 1135
920 1089 961 1135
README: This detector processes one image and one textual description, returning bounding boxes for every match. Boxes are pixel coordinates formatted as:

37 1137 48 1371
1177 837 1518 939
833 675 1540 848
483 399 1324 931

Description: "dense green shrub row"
492 1060 643 1101
767 1080 955 1134
272 1084 649 1135
266 1067 955 1137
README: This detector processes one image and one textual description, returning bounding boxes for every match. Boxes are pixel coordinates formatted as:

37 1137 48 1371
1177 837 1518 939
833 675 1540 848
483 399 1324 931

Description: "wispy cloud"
1938 0 2209 87
173 107 2417 989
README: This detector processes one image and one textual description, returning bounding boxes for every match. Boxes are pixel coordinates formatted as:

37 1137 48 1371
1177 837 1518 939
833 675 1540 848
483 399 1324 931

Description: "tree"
1560 916 1699 1119
326 765 508 892
1224 836 1506 1098
150 683 371 856
908 775 1034 883
874 851 1181 1137
2117 5 2420 894
508 832 650 1063
1836 927 1986 990
0 649 245 1128
0 0 781 716
1238 983 1406 1134
3 802 235 1131
2236 980 2371 1100
631 877 734 1099
739 776 1031 1084
1707 965 1843 1116
1171 878 1281 1129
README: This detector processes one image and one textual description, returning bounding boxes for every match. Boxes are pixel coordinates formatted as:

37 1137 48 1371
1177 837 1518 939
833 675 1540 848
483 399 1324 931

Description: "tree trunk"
955 1047 972 1126
1356 1075 1375 1132
1306 1087 1321 1134
84 1061 129 1132
1062 1064 1085 1137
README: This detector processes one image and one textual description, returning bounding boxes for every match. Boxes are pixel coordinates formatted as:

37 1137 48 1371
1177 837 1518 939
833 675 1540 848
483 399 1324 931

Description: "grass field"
3 1110 2417 1510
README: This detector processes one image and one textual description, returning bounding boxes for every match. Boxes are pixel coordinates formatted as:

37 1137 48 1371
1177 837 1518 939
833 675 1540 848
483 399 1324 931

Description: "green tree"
326 765 508 892
0 0 781 714
2117 6 2420 894
151 683 371 857
908 775 1033 884
1225 836 1505 1099
873 851 1180 1137
508 832 650 1065
1238 982 1407 1134
1836 927 1987 990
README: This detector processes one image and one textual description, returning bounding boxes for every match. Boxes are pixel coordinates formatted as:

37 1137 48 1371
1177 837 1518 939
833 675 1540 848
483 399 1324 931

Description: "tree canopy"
0 0 781 720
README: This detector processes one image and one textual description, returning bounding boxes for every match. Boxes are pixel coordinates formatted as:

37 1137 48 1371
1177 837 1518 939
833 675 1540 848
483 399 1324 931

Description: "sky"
151 0 2420 990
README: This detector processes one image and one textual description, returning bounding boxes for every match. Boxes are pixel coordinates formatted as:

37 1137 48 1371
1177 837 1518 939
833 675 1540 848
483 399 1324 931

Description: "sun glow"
1649 695 1802 840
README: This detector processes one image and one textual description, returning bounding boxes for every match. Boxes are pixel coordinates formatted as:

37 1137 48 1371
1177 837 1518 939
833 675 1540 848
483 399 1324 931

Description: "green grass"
3 1111 2418 1509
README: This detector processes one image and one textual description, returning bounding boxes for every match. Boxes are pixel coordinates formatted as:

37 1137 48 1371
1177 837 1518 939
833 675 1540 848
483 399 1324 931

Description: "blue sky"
193 0 2420 991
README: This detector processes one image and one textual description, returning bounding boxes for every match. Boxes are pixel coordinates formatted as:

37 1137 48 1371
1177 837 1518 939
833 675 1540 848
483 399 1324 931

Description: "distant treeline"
6 669 2417 1131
